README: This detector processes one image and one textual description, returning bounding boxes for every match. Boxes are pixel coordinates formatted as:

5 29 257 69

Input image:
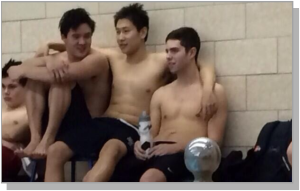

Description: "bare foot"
15 140 40 158
31 138 54 159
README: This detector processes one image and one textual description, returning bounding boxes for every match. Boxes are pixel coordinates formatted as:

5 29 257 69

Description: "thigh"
149 152 191 182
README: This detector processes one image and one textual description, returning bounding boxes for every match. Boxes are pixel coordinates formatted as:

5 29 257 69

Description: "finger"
137 147 145 155
135 143 145 155
213 103 218 114
155 149 164 157
148 146 158 155
153 146 163 156
53 70 58 82
148 151 155 158
206 106 211 119
55 70 62 83
207 106 213 119
136 144 145 154
201 106 207 120
55 71 61 83
136 142 146 154
59 69 66 83
135 150 146 161
210 104 216 116
63 72 70 82
140 153 147 160
148 148 157 158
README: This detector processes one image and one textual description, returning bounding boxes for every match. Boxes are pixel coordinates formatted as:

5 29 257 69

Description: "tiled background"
2 1 293 181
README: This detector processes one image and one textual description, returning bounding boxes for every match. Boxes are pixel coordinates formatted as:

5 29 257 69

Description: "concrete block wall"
2 2 293 181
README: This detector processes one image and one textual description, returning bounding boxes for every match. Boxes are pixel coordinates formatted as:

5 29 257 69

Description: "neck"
126 45 148 64
67 54 81 63
176 60 201 86
4 103 24 111
66 48 86 63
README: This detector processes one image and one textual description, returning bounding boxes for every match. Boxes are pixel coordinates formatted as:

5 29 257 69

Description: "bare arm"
197 62 216 91
22 56 47 67
150 88 163 138
8 57 55 83
22 56 57 82
62 52 109 81
38 41 116 60
35 41 66 57
207 84 228 147
48 41 67 52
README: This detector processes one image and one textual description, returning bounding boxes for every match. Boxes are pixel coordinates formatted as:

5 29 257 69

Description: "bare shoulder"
89 49 109 63
152 85 167 101
93 47 124 60
44 51 67 63
153 52 167 63
153 82 174 99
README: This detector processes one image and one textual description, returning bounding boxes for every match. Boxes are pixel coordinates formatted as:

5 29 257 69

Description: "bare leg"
287 142 292 167
45 141 73 182
140 169 167 182
32 83 71 159
15 80 48 158
83 139 127 182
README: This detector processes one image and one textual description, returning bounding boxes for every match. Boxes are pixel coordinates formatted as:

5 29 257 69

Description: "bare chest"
161 88 203 120
110 60 166 95
2 110 25 128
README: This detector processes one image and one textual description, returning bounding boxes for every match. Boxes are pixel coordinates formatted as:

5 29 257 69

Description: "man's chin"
168 68 177 74
6 103 17 109
119 48 129 54
76 52 89 59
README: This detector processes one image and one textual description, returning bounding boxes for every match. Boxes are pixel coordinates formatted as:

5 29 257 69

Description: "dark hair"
2 59 27 86
166 27 201 61
59 8 95 37
114 3 149 42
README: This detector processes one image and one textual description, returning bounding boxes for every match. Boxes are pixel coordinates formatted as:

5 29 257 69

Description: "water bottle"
138 111 152 157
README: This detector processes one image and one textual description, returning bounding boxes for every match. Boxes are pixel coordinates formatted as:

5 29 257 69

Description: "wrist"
203 85 213 92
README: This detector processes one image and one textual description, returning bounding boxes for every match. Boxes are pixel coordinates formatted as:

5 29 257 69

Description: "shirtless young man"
40 3 217 182
2 60 29 180
7 8 110 160
134 27 228 182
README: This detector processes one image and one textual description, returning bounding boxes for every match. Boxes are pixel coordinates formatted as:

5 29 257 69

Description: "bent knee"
140 169 166 182
104 139 127 152
50 82 73 90
47 142 72 160
26 79 49 90
100 139 127 159
287 142 292 166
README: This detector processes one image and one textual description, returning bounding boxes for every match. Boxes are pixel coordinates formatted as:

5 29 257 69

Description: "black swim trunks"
111 141 193 182
42 84 139 157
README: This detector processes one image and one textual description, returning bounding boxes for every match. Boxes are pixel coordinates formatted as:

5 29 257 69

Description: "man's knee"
287 142 292 166
47 142 72 163
140 169 166 182
26 79 49 91
100 139 127 160
53 80 76 89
